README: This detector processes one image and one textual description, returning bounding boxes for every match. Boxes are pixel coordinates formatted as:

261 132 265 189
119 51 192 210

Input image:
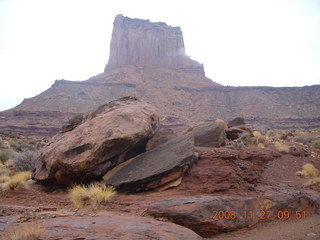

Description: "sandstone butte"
0 14 320 136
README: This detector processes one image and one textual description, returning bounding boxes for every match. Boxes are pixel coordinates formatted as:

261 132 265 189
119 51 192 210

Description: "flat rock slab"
147 190 320 237
33 97 159 185
104 133 195 192
30 212 202 240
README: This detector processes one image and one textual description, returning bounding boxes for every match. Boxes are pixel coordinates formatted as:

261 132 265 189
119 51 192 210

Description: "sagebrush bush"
312 138 320 150
3 223 45 240
2 171 32 190
69 183 116 208
9 138 36 152
0 162 11 176
296 163 319 178
233 132 255 149
294 135 312 145
0 149 11 164
13 150 40 171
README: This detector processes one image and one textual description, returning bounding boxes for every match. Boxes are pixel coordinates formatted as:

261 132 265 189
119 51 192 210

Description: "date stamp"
211 210 307 220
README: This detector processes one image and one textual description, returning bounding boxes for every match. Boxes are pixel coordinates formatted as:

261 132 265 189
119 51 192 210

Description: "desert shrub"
69 183 116 208
233 140 245 149
266 129 282 140
9 139 36 152
13 150 40 171
312 138 320 150
274 142 290 153
294 135 312 145
252 131 261 137
2 171 32 190
3 223 45 240
0 162 11 176
296 163 319 178
0 149 11 164
233 132 255 149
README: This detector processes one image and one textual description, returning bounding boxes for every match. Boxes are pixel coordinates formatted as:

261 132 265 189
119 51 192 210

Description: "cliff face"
0 15 319 136
106 15 204 74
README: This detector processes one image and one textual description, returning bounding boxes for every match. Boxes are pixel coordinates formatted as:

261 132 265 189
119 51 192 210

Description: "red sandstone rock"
33 97 160 185
33 212 202 240
106 14 205 74
147 191 319 237
178 147 280 193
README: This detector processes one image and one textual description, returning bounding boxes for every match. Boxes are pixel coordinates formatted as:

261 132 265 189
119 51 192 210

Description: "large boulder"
33 96 160 185
104 133 195 192
147 190 319 237
192 122 226 147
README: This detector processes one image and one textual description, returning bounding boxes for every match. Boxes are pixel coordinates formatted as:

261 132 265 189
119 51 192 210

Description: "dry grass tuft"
304 177 320 186
69 183 116 208
68 184 89 208
274 141 290 153
88 184 117 208
296 163 319 178
2 171 32 190
3 223 45 240
0 174 10 184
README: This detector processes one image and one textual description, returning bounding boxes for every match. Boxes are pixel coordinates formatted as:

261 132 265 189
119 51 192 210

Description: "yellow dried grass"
296 163 319 178
2 171 32 190
69 182 116 208
3 223 45 240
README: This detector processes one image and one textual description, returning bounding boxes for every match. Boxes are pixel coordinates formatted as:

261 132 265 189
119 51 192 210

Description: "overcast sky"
0 0 319 111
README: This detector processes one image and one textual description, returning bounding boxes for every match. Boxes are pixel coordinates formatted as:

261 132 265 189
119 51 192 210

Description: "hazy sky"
0 0 319 111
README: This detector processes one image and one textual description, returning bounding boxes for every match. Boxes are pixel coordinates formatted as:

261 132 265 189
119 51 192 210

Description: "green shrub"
0 149 11 164
312 138 320 150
